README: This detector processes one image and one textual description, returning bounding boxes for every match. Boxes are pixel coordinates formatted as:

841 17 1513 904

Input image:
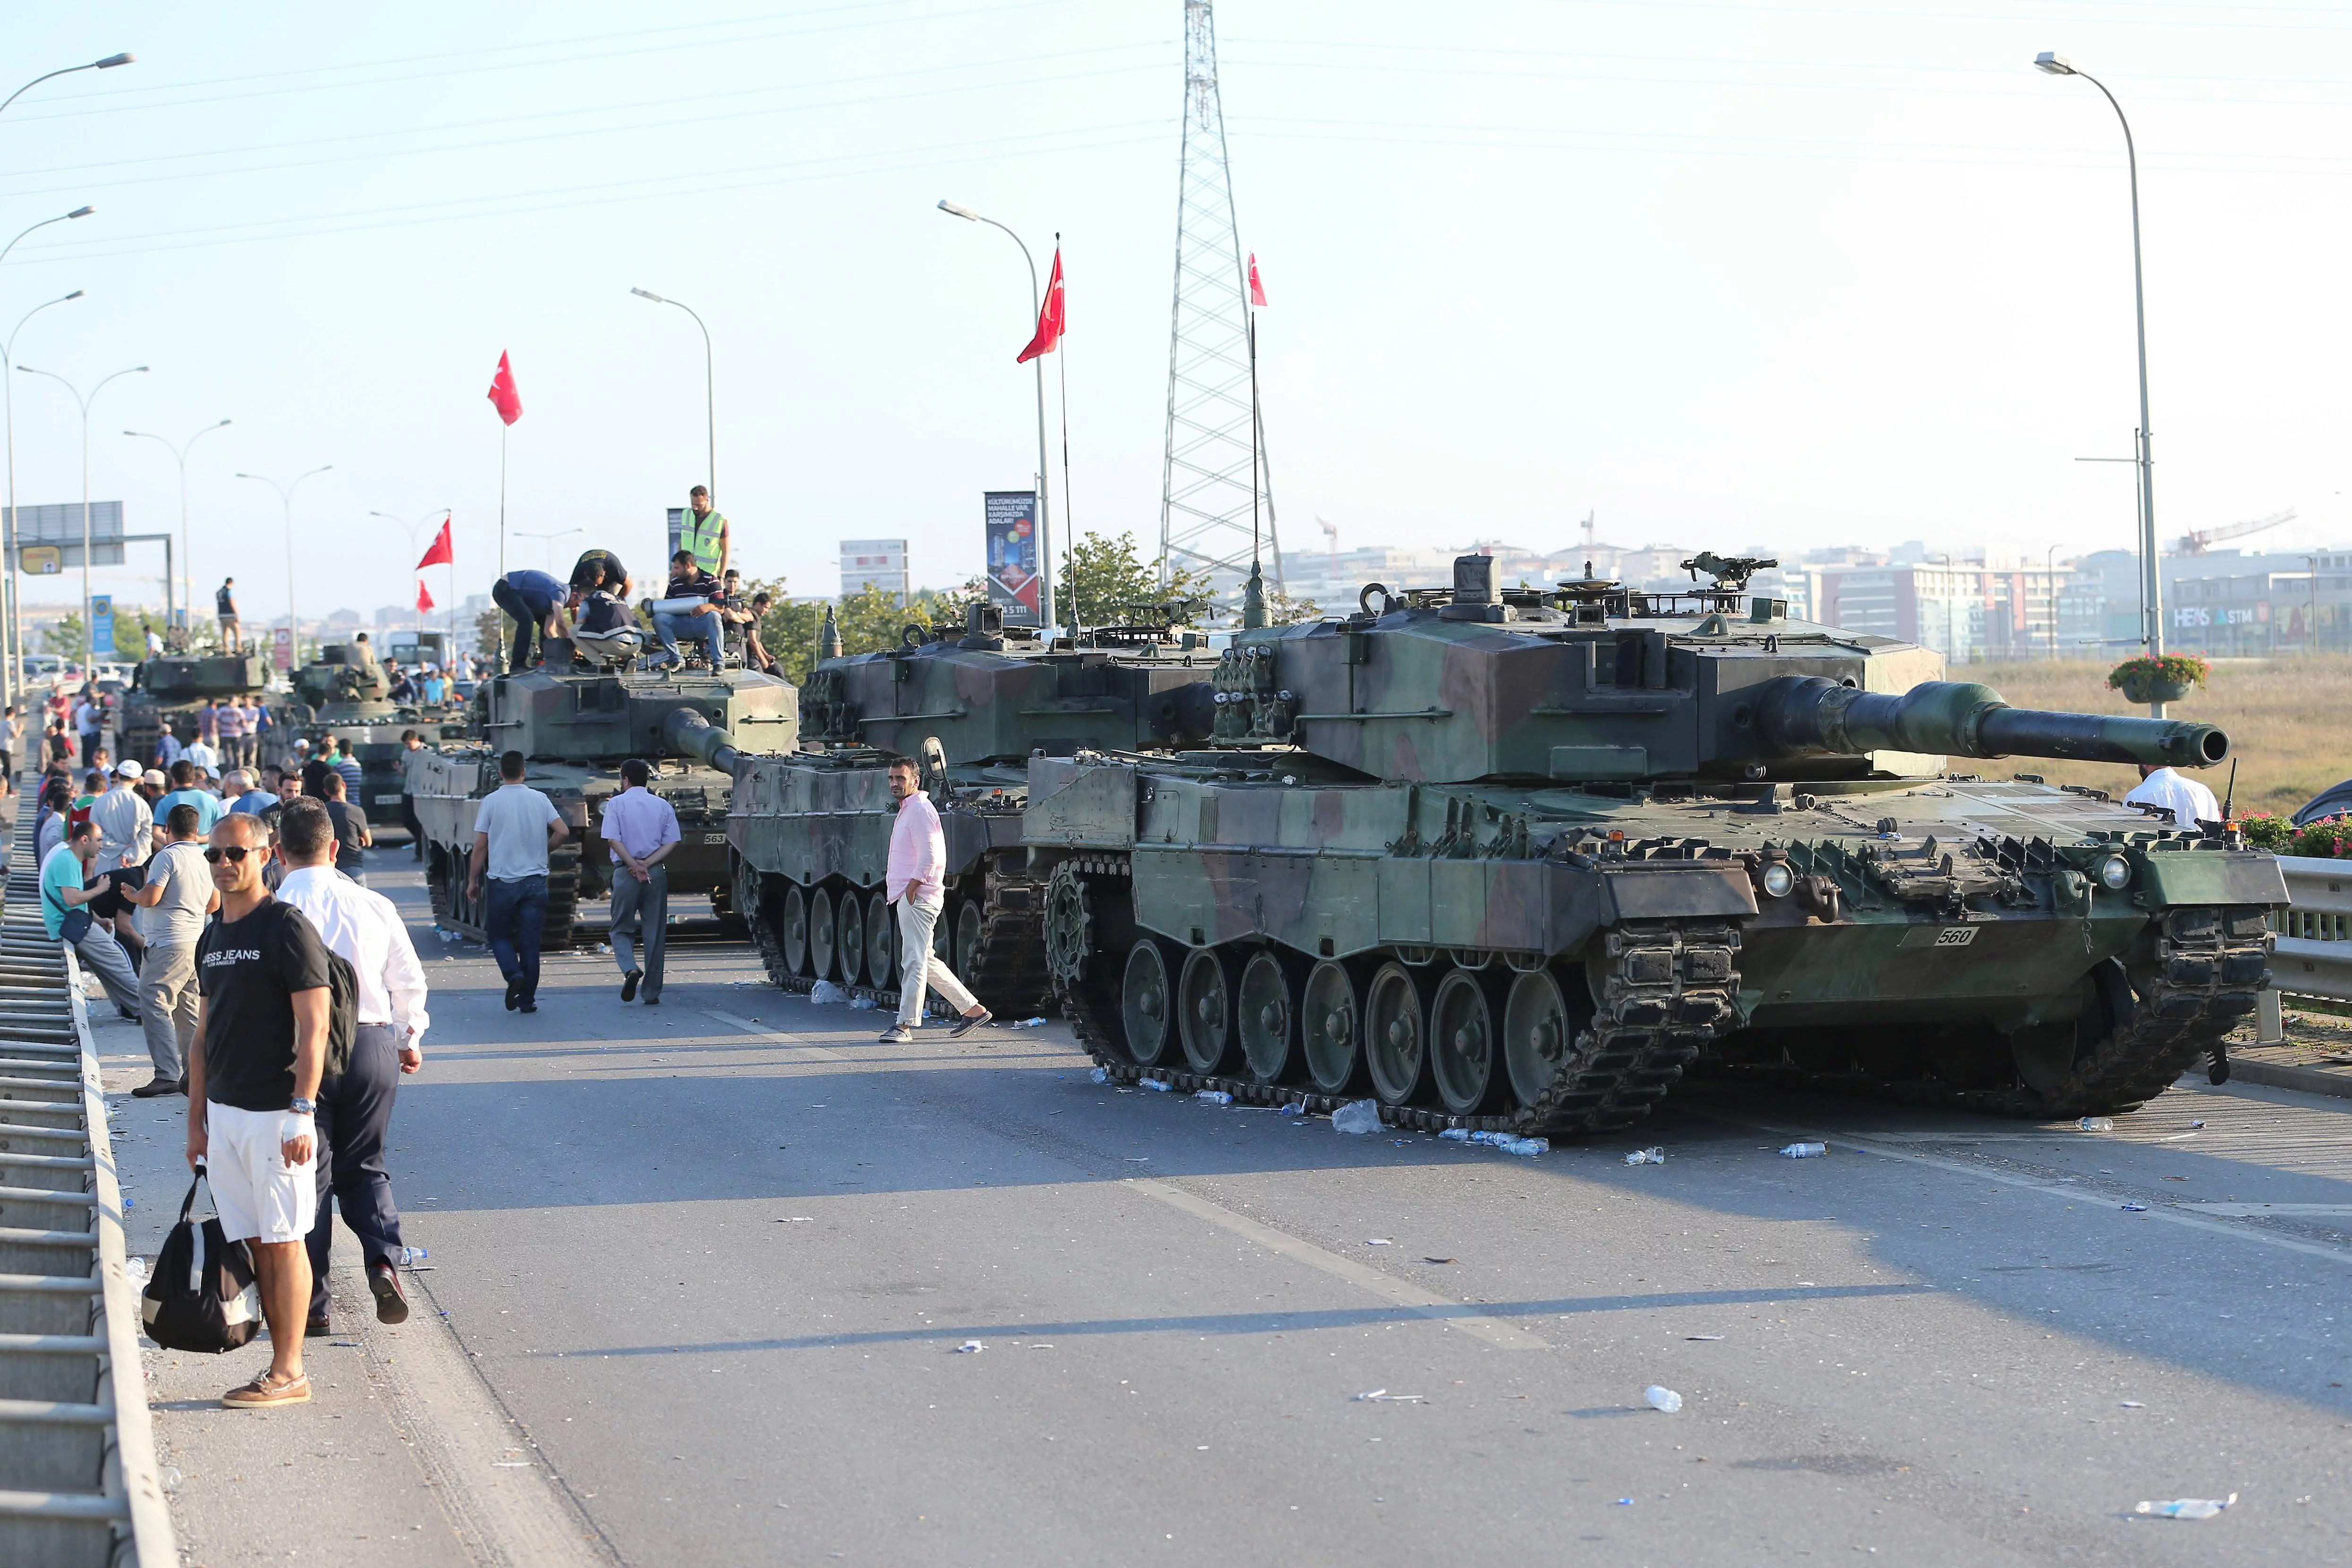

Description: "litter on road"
1779 1142 1827 1159
1645 1386 1684 1413
1353 1390 1426 1403
1195 1090 1233 1105
1624 1147 1666 1166
2078 1116 2117 1132
954 1341 985 1354
809 980 848 1005
1332 1099 1382 1134
2134 1493 2236 1520
1141 1079 1174 1094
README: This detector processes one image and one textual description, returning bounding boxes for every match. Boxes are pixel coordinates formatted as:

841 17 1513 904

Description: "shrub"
2106 653 2210 693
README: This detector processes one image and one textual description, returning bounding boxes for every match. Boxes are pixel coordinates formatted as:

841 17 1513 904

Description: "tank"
289 643 456 835
725 602 1221 1013
412 659 796 949
118 653 276 768
1024 554 2285 1136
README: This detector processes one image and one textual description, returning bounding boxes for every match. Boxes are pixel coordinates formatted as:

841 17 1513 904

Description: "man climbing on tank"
570 546 632 601
489 567 566 673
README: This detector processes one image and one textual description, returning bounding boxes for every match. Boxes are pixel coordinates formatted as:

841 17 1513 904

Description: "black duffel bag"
141 1167 262 1354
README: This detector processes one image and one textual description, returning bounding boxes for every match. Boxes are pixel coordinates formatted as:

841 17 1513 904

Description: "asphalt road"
106 847 2352 1567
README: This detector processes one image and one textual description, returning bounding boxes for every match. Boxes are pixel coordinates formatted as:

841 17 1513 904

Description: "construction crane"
2172 508 2293 555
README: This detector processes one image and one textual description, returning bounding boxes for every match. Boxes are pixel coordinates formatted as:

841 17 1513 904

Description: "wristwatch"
288 1097 315 1115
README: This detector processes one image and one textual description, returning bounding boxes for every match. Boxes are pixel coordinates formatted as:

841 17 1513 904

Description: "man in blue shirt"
227 767 280 816
490 568 565 672
154 759 227 843
41 818 143 1017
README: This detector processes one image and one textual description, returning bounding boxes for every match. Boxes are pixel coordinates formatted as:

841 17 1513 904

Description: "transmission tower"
1158 0 1282 600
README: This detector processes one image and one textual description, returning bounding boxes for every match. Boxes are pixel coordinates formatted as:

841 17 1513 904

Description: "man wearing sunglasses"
186 814 334 1410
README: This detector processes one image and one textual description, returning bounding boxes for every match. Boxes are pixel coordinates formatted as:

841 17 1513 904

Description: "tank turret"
120 652 276 768
1024 552 2282 1144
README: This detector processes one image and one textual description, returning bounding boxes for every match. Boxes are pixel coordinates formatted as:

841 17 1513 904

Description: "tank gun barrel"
662 707 744 775
1756 677 2228 770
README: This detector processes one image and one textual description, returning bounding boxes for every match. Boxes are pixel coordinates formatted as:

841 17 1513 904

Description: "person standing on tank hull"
878 755 990 1045
467 750 567 1013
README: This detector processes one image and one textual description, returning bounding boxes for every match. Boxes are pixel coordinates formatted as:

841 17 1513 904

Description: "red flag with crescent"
416 579 436 613
1016 249 1065 364
1248 252 1267 308
416 517 453 570
486 351 522 426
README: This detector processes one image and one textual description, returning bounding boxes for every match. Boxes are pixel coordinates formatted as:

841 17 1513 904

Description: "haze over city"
4 0 2352 625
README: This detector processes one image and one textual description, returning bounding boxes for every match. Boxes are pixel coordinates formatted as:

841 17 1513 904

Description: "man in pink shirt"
879 756 989 1044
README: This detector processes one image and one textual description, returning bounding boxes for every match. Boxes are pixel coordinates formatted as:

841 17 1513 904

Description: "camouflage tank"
726 602 1219 1012
289 644 460 834
413 660 795 949
118 652 275 767
1026 554 2284 1136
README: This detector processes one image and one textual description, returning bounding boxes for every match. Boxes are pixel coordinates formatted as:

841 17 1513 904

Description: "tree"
42 614 84 658
748 578 993 688
1057 530 1211 628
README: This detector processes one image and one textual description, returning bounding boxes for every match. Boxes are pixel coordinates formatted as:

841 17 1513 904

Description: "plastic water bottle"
2078 1116 2116 1133
1012 1017 1048 1030
1194 1090 1233 1106
1440 1127 1471 1142
397 1246 428 1268
1644 1385 1683 1413
1624 1147 1665 1166
122 1255 149 1287
1278 1102 1308 1117
1141 1078 1173 1093
1500 1136 1549 1157
1089 1066 1110 1085
1779 1142 1827 1159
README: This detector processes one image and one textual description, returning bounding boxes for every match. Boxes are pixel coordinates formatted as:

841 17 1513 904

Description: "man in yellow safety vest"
679 486 728 581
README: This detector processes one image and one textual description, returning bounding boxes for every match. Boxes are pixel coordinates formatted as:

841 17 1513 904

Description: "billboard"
90 595 115 657
984 492 1039 626
840 538 909 604
5 502 125 571
273 625 294 671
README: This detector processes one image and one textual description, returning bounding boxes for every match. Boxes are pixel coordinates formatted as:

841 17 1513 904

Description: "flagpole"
496 424 508 668
1057 318 1076 637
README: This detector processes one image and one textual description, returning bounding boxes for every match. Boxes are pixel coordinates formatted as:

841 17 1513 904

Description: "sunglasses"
201 845 262 863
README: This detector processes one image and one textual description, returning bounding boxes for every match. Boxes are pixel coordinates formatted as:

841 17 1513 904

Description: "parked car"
2293 780 2352 827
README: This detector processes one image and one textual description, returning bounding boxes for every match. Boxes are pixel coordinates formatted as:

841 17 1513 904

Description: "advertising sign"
839 538 909 604
90 595 114 657
273 625 294 671
984 491 1039 626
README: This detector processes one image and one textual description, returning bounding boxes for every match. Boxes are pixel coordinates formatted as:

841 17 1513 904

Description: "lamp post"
124 418 230 643
629 289 715 502
2036 50 2166 713
16 364 148 675
0 285 84 706
516 527 582 573
937 199 1056 633
0 53 135 117
235 466 331 669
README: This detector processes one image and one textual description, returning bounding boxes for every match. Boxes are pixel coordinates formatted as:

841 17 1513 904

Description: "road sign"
90 595 115 656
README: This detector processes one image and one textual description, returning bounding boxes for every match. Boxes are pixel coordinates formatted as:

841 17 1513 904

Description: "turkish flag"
1247 252 1267 308
1016 248 1065 364
416 517 453 569
486 351 522 426
416 579 436 613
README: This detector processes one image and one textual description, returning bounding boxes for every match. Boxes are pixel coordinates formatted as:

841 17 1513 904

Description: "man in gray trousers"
120 803 218 1097
598 758 678 1005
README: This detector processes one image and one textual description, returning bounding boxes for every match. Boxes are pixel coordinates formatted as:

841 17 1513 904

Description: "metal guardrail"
0 789 172 1566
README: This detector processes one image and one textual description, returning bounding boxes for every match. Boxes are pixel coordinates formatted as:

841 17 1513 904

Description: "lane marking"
702 1010 855 1064
1696 1111 2352 1270
1122 1176 1549 1351
2182 1202 2352 1218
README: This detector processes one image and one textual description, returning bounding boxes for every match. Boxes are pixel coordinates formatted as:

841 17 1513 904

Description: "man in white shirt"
89 760 153 874
466 750 567 1014
599 759 680 1005
879 756 989 1045
184 734 221 778
121 801 219 1098
274 796 430 1330
2126 765 2223 829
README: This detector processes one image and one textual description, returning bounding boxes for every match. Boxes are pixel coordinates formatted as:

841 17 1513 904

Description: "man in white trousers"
878 755 991 1045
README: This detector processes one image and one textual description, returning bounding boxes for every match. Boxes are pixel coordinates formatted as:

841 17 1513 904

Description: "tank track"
1802 904 2271 1118
746 868 1051 1016
1053 859 1740 1139
425 840 582 952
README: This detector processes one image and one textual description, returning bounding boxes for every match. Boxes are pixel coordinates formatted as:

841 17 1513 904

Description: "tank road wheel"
1430 967 1506 1116
1120 938 1179 1068
836 891 868 985
935 895 955 963
780 884 810 977
1237 950 1301 1086
956 900 985 983
1365 961 1436 1108
809 886 839 981
1502 968 1590 1112
866 895 896 992
1178 947 1241 1074
1301 960 1365 1096
1041 863 1094 990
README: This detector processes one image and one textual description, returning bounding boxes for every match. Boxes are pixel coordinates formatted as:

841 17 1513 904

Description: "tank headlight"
2097 854 2133 891
1759 861 1796 898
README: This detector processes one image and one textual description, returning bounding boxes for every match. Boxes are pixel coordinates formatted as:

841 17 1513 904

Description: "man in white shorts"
185 812 335 1409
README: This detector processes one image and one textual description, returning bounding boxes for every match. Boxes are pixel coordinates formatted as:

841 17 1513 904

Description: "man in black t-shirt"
186 812 333 1409
318 772 373 886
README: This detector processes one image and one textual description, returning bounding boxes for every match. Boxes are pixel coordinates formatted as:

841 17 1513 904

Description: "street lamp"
937 198 1056 632
630 288 716 503
124 418 231 641
0 285 84 705
0 53 134 118
235 466 332 669
2036 50 2167 713
516 527 583 573
17 364 148 674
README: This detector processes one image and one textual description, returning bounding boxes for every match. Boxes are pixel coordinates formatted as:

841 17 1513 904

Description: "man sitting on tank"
646 549 726 672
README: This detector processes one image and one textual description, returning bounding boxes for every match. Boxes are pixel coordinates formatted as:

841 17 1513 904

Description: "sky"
3 0 2351 628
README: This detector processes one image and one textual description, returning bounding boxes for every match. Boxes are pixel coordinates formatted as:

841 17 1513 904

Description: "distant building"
840 539 909 605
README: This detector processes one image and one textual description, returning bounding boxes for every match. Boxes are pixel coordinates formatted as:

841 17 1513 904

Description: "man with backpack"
186 812 334 1409
274 797 428 1331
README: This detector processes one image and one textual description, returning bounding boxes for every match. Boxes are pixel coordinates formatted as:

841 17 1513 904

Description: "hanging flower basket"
2106 654 2207 707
